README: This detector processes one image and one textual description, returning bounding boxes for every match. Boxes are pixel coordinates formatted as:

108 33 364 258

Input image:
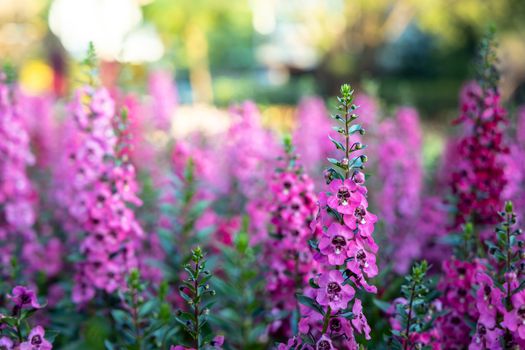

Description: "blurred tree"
143 0 254 103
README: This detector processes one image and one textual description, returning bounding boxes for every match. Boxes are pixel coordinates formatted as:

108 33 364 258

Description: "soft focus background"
2 0 525 116
2 2 525 348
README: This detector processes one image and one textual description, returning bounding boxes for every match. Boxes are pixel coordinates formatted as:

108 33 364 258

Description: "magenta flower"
474 272 503 328
55 85 144 303
316 270 355 311
346 239 378 279
0 337 13 350
19 326 52 350
315 335 334 350
8 286 41 309
326 179 364 215
468 322 503 350
501 291 525 339
318 223 353 265
351 299 371 340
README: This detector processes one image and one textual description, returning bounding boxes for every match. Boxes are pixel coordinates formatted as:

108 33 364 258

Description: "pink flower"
326 179 364 215
346 239 378 279
19 326 52 350
474 272 503 328
468 322 503 350
318 223 353 266
8 286 41 309
501 291 525 339
210 336 224 348
315 335 334 350
316 270 355 311
351 299 371 339
0 337 13 350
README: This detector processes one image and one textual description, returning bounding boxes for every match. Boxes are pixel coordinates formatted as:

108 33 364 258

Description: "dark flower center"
331 236 346 253
518 305 525 319
451 316 461 325
329 318 342 332
356 249 367 267
337 187 351 205
21 294 31 304
317 340 332 350
31 335 42 345
354 206 366 223
478 324 487 336
483 285 491 297
327 282 341 295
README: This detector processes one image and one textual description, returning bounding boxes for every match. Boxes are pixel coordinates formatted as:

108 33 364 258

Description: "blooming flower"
351 299 371 339
55 86 143 303
318 223 353 265
326 179 364 215
263 152 321 336
450 82 508 227
316 270 355 311
468 322 503 350
8 286 40 309
501 290 525 340
19 326 52 350
0 337 14 350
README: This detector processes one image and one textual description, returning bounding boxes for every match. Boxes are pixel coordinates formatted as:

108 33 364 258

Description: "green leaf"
296 294 324 315
348 124 364 135
328 135 345 151
373 299 392 313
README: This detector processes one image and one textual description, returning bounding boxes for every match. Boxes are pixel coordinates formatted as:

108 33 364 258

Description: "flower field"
2 20 525 350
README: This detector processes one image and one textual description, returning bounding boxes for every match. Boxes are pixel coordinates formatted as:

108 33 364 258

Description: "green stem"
344 101 350 180
193 259 201 350
321 306 332 334
131 287 143 350
403 282 416 350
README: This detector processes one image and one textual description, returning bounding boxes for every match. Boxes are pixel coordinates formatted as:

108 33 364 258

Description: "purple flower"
351 299 371 340
316 270 355 311
501 291 525 339
0 337 14 350
19 326 52 350
326 179 364 215
318 223 353 266
315 335 334 350
8 286 41 309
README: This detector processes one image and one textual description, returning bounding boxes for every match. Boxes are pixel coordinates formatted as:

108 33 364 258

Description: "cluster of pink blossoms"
147 69 178 130
0 286 53 349
450 81 508 227
56 86 143 303
467 204 525 349
264 147 321 336
0 73 38 279
503 106 525 226
224 101 278 243
376 107 423 273
280 84 377 349
293 97 334 176
435 258 484 348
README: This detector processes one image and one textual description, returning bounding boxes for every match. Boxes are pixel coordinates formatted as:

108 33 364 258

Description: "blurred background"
1 0 525 123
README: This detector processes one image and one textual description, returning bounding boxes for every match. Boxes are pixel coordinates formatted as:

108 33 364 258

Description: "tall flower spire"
55 44 144 303
450 30 508 228
281 84 378 349
0 68 37 280
263 136 320 337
